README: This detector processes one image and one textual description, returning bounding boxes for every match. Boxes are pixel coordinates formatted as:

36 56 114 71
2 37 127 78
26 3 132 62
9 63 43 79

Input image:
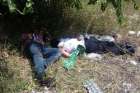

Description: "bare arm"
59 47 70 58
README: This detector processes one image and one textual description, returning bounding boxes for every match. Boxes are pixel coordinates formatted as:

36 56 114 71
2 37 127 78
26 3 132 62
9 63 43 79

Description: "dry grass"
0 48 36 93
46 54 140 93
0 1 140 92
46 33 140 93
1 32 140 93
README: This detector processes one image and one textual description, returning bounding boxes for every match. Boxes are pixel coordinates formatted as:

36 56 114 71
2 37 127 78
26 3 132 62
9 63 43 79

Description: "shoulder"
67 38 77 42
58 41 64 47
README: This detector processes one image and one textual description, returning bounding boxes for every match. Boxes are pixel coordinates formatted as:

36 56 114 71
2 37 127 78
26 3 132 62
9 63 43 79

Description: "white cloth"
58 38 85 53
98 35 115 42
84 53 102 60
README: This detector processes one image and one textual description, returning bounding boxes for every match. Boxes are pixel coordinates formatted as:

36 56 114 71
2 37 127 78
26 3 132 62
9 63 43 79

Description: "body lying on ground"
21 30 61 84
84 36 135 55
21 32 135 85
53 34 135 55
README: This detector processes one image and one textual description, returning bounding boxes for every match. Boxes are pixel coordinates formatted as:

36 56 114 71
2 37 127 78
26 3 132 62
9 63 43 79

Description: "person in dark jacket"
84 36 135 55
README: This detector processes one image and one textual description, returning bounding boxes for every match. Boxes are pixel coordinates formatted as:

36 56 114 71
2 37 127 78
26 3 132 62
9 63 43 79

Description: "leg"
29 43 42 56
29 43 45 80
43 48 61 65
33 55 46 80
43 48 58 55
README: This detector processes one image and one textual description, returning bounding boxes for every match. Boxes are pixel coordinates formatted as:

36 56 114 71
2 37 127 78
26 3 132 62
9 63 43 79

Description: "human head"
76 34 84 41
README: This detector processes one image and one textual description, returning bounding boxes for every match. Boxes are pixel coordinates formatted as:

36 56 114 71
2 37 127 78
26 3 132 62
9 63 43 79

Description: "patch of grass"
0 48 35 93
46 53 140 93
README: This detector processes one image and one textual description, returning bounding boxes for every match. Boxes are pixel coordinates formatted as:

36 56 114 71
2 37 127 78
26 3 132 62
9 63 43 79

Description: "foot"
39 77 55 87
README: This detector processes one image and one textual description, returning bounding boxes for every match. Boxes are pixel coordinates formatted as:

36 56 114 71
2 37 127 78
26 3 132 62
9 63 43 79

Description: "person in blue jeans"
22 30 61 83
29 42 61 80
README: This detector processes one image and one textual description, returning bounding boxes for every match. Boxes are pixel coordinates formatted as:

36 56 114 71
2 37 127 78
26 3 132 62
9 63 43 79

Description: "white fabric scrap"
85 53 102 60
98 36 115 42
128 31 136 35
129 60 137 65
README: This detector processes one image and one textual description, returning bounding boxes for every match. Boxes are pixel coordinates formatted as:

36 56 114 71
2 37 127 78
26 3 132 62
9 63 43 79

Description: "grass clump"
0 48 35 93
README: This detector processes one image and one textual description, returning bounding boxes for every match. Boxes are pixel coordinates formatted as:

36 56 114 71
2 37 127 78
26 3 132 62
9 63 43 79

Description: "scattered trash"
83 79 103 93
122 82 132 93
129 60 137 65
128 31 136 36
84 53 102 60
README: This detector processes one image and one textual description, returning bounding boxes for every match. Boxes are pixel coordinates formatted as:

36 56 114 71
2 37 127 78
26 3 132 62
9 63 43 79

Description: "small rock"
137 31 140 37
44 87 49 93
129 60 137 65
31 89 36 93
44 87 49 90
135 47 140 57
2 51 9 58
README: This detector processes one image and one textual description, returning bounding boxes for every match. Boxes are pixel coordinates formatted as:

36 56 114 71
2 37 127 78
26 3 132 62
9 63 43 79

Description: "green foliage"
0 0 33 14
0 0 139 24
64 0 82 9
132 0 139 9
88 0 139 24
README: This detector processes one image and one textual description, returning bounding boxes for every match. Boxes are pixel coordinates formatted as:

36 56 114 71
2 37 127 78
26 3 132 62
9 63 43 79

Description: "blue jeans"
29 42 61 80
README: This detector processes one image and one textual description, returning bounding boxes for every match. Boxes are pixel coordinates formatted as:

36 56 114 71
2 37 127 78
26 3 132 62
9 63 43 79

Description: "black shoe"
39 77 55 87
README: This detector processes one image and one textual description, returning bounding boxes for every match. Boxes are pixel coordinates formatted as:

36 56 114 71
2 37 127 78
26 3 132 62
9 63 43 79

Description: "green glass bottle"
63 45 85 70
